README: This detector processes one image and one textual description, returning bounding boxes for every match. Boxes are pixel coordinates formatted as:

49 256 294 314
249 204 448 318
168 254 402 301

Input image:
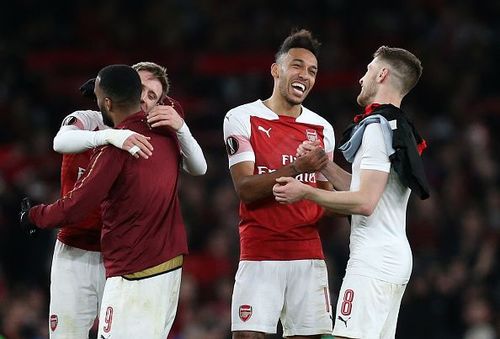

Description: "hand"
293 147 328 173
147 105 184 131
122 133 153 159
273 177 308 204
19 197 38 236
296 140 323 157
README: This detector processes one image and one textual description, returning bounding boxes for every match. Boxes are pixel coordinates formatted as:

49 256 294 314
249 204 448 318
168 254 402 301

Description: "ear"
271 63 279 79
377 67 389 83
105 97 112 112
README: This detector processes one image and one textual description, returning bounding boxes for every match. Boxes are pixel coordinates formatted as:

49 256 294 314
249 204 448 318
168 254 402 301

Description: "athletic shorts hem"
333 329 363 338
283 328 333 337
231 325 276 334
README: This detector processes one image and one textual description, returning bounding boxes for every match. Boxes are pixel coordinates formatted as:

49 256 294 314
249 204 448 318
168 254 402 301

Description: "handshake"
19 197 38 236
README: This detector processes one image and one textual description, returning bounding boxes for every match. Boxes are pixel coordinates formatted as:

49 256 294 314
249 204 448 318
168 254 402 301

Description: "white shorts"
333 274 407 339
49 239 106 338
97 267 182 339
231 260 333 337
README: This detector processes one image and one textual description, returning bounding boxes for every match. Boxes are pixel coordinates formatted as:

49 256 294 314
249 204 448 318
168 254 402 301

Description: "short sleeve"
223 109 255 167
359 123 391 173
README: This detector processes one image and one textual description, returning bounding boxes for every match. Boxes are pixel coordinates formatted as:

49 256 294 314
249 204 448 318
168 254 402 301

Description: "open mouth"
291 82 306 95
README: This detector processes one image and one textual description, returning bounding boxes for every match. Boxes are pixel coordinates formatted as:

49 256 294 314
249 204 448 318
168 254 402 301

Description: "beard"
101 108 114 127
357 81 377 107
279 81 304 106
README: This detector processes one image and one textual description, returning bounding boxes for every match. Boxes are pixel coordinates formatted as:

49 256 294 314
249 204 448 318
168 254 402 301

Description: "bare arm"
320 161 351 191
230 148 329 204
273 169 388 216
296 140 351 191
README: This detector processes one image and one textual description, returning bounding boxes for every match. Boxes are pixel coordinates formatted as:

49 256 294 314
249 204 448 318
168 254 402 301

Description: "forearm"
29 196 91 229
53 128 133 154
304 187 372 216
30 147 121 228
176 123 207 175
53 129 102 153
237 164 299 204
320 162 352 191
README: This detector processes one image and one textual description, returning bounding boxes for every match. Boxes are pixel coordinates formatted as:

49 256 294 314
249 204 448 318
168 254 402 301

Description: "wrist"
302 185 314 201
175 120 189 134
291 163 300 176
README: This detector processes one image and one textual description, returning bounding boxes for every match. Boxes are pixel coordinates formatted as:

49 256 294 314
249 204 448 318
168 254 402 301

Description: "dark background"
0 1 499 338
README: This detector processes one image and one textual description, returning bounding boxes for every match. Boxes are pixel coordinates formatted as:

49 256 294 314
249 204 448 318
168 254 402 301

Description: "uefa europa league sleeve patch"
226 136 239 156
62 116 77 126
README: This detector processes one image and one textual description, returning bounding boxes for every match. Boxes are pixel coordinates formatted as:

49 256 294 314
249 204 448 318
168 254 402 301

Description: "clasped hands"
273 140 326 204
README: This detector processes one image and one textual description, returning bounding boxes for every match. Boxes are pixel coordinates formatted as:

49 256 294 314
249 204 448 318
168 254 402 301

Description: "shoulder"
299 107 334 131
226 100 259 119
62 110 103 129
362 122 386 143
225 100 277 121
164 96 185 118
65 110 101 121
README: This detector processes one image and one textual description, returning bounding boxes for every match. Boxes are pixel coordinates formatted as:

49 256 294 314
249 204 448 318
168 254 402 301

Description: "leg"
233 331 266 339
231 261 286 335
281 260 333 338
333 274 396 339
49 240 101 339
380 283 407 339
98 268 182 339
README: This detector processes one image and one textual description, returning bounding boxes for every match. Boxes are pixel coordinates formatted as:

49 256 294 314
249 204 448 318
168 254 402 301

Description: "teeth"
292 82 306 92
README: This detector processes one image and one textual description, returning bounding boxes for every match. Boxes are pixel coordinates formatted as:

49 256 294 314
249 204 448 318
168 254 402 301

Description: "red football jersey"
223 100 336 260
31 111 188 277
56 110 106 251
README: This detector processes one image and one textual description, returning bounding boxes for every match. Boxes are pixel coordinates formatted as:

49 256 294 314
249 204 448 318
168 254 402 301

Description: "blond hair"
132 61 170 96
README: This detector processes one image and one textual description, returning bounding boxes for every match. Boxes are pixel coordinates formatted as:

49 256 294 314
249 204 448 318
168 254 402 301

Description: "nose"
359 78 363 85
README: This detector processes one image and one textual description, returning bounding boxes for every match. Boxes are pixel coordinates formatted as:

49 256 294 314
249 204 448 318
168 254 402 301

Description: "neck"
370 90 403 108
263 93 302 117
111 104 141 126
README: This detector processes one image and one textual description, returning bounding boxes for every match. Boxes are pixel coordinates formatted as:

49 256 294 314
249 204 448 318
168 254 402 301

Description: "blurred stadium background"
0 0 499 338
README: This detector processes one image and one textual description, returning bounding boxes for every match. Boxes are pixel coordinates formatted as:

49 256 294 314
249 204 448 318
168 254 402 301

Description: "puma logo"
337 315 351 327
258 126 271 138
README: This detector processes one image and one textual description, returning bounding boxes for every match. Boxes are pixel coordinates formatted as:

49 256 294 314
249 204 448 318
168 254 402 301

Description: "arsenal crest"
239 304 252 322
50 314 58 331
306 129 318 142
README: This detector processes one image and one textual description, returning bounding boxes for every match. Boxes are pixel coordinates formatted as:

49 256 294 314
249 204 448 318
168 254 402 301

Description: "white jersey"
347 123 412 284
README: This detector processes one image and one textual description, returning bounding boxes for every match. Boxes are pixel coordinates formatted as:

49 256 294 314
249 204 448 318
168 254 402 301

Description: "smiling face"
138 70 163 113
274 47 318 106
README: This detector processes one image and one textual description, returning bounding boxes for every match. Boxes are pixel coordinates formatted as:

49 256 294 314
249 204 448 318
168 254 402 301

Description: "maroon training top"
30 111 188 277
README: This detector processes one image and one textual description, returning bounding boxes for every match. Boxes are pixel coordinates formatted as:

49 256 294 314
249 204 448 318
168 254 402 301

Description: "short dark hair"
275 29 321 62
374 46 423 95
132 61 170 96
97 64 142 106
